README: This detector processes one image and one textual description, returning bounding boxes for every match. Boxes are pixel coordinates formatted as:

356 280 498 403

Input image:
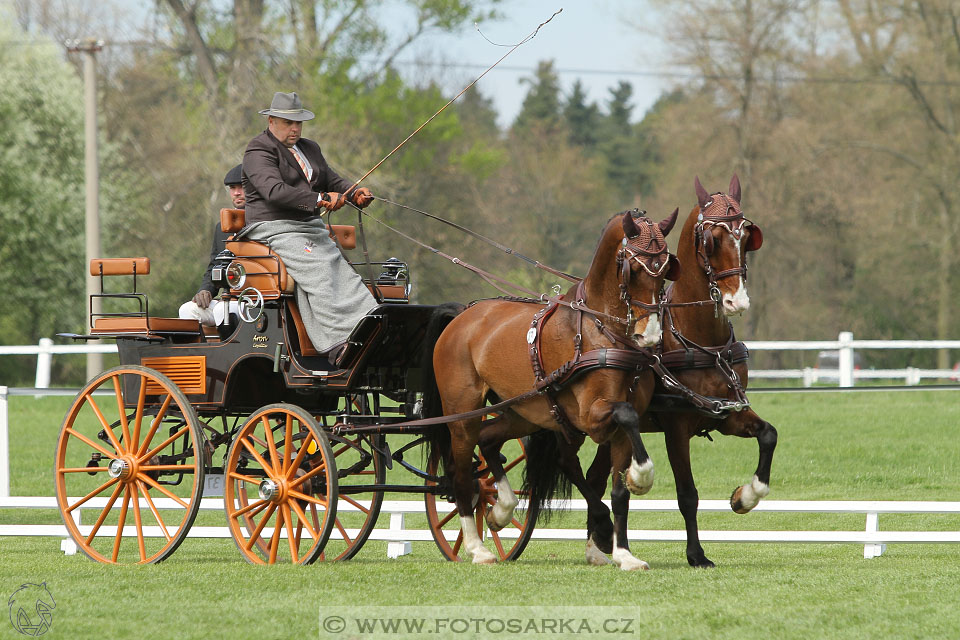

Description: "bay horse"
583 175 778 569
422 209 680 564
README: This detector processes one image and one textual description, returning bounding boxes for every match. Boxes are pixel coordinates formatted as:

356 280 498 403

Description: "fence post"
0 386 8 497
838 331 854 388
35 338 53 389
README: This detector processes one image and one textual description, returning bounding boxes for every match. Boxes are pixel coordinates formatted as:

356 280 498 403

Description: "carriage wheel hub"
108 458 132 480
259 479 281 502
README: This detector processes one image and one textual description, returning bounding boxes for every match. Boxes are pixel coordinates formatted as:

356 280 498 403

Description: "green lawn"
2 391 959 639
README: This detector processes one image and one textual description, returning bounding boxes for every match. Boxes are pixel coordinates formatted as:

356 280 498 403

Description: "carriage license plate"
203 473 225 497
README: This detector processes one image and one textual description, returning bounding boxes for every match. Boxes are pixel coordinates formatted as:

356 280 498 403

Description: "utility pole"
68 38 104 380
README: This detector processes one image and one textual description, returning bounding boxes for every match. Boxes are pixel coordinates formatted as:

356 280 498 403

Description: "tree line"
2 0 957 385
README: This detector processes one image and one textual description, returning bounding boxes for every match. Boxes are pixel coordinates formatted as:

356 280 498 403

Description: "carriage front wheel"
424 437 537 562
54 365 205 564
224 403 338 564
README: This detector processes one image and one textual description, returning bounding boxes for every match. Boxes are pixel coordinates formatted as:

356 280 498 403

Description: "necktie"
289 147 309 178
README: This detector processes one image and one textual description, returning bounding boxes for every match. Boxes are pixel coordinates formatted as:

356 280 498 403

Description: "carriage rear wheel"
54 365 205 564
424 438 537 562
224 403 338 564
315 430 386 561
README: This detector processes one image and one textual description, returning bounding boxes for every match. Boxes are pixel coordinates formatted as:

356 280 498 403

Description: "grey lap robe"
245 217 377 352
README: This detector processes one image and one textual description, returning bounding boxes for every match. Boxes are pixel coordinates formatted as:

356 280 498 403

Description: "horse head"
589 208 680 347
690 175 762 316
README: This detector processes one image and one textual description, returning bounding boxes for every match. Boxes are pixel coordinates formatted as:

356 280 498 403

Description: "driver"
240 91 375 362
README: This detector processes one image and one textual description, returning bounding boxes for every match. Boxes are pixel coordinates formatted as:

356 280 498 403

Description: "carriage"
54 207 536 565
56 175 775 570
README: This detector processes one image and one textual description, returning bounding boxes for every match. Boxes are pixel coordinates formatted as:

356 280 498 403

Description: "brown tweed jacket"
241 129 353 224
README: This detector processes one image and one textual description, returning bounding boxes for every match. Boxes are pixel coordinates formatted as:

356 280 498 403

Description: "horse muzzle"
632 312 662 347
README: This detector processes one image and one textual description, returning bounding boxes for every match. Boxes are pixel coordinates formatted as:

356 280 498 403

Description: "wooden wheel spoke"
452 530 464 556
262 416 282 473
283 505 298 562
340 494 370 515
228 471 263 486
290 501 320 542
510 517 524 530
243 503 277 551
287 463 327 491
112 487 132 562
65 428 117 461
282 414 293 474
268 507 283 563
111 375 132 453
437 506 457 528
132 379 147 456
60 466 111 473
66 477 120 514
86 394 123 454
285 432 315 479
137 473 190 509
136 395 173 457
138 426 190 465
137 481 171 541
503 455 524 473
131 483 147 562
240 437 275 474
334 517 353 546
490 527 506 557
86 481 124 543
288 489 327 507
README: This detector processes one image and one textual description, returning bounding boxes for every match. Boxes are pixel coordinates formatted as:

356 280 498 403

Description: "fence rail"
4 331 959 390
3 496 958 561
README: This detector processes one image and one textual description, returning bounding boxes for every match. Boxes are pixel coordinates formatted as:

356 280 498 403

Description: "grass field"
2 390 959 639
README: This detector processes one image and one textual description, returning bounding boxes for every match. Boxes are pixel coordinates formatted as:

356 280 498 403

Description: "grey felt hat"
258 92 315 121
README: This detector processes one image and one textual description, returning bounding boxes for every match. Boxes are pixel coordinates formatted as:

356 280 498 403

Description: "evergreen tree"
563 79 600 150
512 60 562 134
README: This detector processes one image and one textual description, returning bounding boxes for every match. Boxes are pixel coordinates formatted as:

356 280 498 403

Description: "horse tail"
521 430 572 523
420 302 466 474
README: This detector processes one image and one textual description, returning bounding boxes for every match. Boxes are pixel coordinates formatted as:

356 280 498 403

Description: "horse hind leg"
476 414 540 532
448 420 497 564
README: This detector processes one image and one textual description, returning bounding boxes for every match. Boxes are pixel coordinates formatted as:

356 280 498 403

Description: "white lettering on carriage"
611 533 650 571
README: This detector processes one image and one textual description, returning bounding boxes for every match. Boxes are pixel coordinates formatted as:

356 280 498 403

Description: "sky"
388 1 672 128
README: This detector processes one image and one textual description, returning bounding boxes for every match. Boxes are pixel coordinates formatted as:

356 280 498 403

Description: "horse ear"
665 254 682 281
695 176 710 209
744 224 763 251
729 174 741 204
622 212 639 238
658 207 679 237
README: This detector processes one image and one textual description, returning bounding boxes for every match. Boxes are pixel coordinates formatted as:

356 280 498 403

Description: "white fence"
3 496 959 560
3 331 959 390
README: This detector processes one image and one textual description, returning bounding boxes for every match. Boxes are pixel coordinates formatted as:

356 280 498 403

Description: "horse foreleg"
663 423 713 568
608 431 649 571
611 402 654 495
449 422 497 564
718 410 778 514
552 434 614 565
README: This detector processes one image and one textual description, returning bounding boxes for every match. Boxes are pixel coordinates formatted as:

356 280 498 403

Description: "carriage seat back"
219 208 357 249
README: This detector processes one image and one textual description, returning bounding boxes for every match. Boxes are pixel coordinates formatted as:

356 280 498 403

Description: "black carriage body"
113 302 436 415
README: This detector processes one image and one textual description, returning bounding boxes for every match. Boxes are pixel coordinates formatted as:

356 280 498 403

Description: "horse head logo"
7 583 55 636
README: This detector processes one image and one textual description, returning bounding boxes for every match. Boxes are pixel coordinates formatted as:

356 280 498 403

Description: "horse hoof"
624 459 654 495
619 558 650 572
585 540 613 566
688 556 716 569
472 549 497 565
484 508 504 533
730 476 769 514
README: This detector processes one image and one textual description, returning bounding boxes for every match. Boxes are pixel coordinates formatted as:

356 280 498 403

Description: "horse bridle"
694 193 759 311
616 211 673 331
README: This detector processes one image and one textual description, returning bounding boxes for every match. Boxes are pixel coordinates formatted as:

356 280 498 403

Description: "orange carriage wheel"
54 365 205 564
224 404 338 565
424 437 537 562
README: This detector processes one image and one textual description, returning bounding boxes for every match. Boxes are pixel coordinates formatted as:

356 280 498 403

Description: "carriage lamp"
210 249 235 288
377 257 407 283
225 261 246 289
